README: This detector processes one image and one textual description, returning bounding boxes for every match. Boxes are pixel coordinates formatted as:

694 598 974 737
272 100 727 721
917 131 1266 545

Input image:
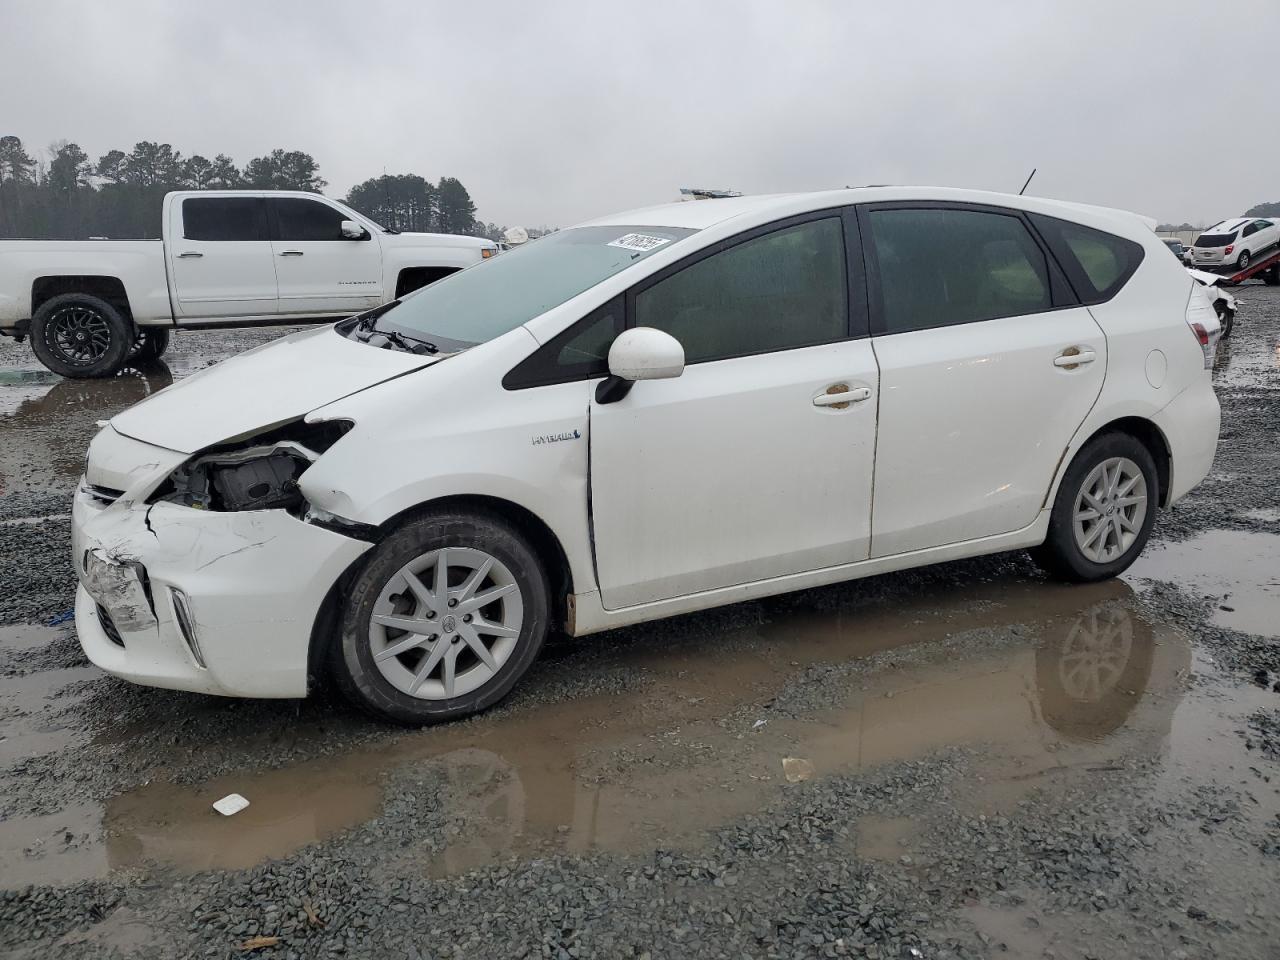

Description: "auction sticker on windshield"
608 233 673 252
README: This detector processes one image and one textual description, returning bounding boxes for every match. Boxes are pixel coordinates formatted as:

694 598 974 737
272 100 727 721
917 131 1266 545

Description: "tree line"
0 135 497 240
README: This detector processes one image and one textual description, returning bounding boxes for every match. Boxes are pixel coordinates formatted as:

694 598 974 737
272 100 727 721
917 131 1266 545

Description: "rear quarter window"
1029 214 1144 304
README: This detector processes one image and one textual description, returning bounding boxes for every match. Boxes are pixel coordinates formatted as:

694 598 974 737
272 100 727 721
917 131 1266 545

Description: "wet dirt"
0 578 1196 885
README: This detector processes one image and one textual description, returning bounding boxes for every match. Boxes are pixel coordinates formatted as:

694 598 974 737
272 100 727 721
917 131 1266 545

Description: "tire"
331 508 550 725
1236 250 1250 272
129 326 170 362
1264 266 1280 286
1031 432 1159 582
1215 301 1234 339
30 293 133 379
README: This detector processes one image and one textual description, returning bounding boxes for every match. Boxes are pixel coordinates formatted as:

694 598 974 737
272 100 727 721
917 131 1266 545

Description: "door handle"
1054 347 1097 369
177 251 203 258
813 385 872 408
278 250 304 257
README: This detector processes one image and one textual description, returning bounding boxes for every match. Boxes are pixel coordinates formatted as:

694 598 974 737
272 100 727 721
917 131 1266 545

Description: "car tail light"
1224 244 1234 255
1185 287 1221 370
481 248 495 259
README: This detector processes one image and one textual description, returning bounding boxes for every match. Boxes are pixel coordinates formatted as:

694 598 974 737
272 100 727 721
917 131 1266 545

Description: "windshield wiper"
355 300 402 332
375 327 439 355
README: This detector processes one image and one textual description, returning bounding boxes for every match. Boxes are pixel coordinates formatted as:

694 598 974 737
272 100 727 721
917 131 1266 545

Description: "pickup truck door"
168 196 279 319
267 197 383 316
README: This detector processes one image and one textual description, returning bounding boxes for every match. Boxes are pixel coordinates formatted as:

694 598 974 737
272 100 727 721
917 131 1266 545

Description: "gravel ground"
1 290 1278 958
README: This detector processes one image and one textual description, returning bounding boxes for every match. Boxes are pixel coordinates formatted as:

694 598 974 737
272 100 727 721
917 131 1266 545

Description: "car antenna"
1018 168 1037 196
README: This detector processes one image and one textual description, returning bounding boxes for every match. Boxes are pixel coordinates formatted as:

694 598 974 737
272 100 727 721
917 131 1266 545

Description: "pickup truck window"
375 225 697 347
183 197 265 241
271 197 350 242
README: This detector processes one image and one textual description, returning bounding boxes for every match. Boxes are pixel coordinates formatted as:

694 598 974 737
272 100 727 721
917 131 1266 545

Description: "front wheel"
1031 433 1158 582
331 509 550 724
30 293 133 379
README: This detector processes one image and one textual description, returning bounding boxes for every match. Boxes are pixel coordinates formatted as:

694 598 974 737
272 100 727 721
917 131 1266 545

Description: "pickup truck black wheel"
331 508 550 725
30 293 132 379
129 326 171 363
1264 266 1280 286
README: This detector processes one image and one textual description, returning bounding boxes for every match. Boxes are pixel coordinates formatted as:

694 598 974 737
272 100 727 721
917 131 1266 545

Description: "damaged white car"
1187 267 1238 338
74 187 1221 723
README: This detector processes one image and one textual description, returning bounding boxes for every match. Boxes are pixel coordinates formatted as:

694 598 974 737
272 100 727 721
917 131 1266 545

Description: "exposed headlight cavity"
152 419 352 513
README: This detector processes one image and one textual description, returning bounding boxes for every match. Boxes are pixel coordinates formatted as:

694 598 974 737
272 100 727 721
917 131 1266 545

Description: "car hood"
110 326 434 454
389 231 491 248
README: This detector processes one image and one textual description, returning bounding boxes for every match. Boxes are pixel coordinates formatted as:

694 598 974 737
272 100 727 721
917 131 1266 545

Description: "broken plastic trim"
303 505 378 542
151 419 353 514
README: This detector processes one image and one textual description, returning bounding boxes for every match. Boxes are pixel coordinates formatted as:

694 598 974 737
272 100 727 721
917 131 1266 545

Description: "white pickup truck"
0 190 497 377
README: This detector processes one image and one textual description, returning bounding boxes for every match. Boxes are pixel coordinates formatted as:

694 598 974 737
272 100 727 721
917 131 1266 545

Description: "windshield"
376 225 697 345
1194 232 1235 248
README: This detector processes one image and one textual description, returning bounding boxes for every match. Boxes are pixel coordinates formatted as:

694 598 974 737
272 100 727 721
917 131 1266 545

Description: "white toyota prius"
72 188 1222 723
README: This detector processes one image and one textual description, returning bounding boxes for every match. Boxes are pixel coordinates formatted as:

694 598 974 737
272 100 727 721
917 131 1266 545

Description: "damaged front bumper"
72 484 371 698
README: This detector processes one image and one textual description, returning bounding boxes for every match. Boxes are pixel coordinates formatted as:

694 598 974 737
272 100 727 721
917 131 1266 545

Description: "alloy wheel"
47 305 113 365
1072 456 1148 564
368 546 523 700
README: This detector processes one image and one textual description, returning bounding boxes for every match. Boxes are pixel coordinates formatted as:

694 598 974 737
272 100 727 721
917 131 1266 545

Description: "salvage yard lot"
2 290 1279 959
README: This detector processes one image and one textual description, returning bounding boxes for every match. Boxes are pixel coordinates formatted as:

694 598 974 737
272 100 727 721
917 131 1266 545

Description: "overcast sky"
3 0 1277 229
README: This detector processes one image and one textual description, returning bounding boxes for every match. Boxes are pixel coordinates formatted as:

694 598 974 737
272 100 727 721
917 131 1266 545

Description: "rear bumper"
1151 382 1220 505
72 487 371 698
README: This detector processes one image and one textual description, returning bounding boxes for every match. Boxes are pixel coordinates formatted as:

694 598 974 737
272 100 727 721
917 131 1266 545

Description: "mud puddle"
0 625 95 765
1124 529 1280 637
2 574 1213 888
0 363 173 423
0 368 62 416
0 363 175 495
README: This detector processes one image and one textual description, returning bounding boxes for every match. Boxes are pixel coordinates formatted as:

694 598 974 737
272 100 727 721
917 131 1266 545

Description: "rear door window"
182 197 265 241
1028 213 1145 304
865 207 1057 334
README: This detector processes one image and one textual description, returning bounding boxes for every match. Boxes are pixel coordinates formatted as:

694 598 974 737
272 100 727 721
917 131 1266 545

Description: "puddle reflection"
91 580 1186 880
0 362 174 495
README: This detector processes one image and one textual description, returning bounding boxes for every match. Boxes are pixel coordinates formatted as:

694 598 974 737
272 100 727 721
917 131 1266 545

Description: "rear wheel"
1264 265 1280 286
129 326 171 363
1214 300 1235 338
1236 250 1251 272
1032 432 1158 582
30 293 132 379
331 509 550 724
